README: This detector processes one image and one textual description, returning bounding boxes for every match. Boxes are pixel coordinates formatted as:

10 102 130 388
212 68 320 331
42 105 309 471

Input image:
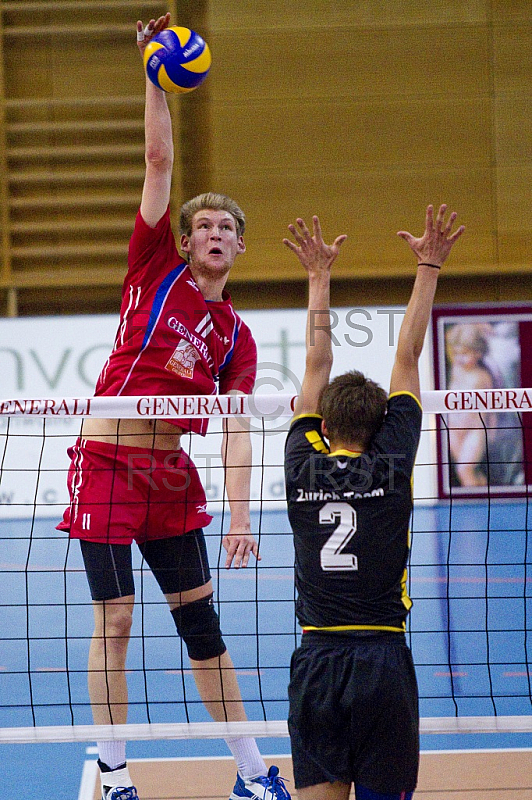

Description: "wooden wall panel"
492 1 532 22
218 167 496 283
0 1 531 315
0 0 178 315
202 2 532 295
496 164 532 265
493 24 532 94
2 9 147 100
209 1 488 29
211 98 493 173
207 11 499 284
207 26 491 101
492 22 532 274
494 96 531 164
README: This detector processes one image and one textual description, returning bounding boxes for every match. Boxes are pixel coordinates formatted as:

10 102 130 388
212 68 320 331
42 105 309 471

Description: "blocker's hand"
283 215 347 278
397 203 465 269
136 12 171 55
223 527 261 569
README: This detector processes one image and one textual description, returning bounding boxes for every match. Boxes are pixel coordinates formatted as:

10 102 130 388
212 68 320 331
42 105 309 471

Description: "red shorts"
57 438 212 545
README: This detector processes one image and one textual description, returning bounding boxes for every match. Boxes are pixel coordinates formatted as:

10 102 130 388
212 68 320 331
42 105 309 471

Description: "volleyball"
143 26 211 94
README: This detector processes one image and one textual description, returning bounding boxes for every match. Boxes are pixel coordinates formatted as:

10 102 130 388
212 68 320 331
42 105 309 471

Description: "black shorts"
80 529 211 601
288 632 419 794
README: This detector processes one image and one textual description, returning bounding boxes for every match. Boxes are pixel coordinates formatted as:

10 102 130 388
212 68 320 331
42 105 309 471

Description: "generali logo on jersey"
165 339 201 380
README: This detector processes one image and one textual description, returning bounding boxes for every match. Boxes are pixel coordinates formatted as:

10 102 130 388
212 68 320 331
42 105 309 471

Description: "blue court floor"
1 501 532 798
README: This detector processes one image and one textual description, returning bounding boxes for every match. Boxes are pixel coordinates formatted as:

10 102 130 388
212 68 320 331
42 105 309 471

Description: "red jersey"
95 207 257 434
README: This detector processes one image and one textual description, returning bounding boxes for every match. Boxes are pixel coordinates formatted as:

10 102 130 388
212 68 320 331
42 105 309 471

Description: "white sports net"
1 389 532 743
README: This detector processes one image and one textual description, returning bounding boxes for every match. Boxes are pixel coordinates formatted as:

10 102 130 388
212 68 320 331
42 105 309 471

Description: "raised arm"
283 216 347 417
392 203 465 400
136 14 174 228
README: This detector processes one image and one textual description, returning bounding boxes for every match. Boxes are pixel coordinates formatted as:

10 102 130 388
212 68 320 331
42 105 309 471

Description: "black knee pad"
171 593 227 661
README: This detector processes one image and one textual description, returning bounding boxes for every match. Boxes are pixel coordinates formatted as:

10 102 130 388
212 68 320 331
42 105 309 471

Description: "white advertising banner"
0 307 435 518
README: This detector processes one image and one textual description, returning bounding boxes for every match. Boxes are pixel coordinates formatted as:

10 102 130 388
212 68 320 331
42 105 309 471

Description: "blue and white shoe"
102 787 139 800
230 766 290 800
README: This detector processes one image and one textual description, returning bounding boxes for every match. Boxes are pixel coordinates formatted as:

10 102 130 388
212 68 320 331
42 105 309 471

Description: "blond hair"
179 192 246 238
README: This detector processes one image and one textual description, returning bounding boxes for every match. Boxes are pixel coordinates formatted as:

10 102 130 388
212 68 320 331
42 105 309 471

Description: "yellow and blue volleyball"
143 26 211 94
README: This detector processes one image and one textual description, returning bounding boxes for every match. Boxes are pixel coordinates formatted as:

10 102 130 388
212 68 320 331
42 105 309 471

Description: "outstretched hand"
283 216 347 276
223 528 261 569
397 204 465 269
136 12 171 56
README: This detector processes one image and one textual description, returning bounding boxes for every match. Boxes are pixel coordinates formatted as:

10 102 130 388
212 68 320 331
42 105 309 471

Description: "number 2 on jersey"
319 502 358 572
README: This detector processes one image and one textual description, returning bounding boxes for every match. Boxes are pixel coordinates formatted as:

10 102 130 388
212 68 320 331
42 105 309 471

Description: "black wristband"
417 262 441 269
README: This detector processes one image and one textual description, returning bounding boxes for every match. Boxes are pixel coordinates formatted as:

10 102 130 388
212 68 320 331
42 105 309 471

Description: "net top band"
0 388 532 418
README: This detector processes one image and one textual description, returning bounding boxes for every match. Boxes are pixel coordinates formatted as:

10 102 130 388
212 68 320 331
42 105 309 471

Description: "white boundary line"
78 758 99 800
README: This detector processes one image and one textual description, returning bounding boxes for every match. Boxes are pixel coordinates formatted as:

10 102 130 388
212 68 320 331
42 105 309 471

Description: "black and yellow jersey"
284 391 422 633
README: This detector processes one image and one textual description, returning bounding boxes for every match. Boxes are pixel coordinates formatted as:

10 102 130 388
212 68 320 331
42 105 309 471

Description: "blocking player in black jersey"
283 205 465 800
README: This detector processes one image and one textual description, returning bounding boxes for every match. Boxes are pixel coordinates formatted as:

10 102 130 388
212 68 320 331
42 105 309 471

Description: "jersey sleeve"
218 321 257 394
284 415 328 487
126 206 178 283
371 392 423 479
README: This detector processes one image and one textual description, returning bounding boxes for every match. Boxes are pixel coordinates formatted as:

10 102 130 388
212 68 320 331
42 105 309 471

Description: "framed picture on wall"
431 304 532 499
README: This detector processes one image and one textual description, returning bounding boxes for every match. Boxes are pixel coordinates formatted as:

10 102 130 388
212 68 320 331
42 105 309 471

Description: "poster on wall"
432 303 532 499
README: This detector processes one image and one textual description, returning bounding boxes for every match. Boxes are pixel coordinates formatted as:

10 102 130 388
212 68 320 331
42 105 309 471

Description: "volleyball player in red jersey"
57 14 290 800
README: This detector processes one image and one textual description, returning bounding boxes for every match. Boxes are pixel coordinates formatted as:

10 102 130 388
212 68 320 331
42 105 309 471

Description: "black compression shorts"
80 528 211 601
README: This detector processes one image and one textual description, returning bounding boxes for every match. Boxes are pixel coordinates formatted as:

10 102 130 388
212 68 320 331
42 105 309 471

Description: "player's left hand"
223 528 261 569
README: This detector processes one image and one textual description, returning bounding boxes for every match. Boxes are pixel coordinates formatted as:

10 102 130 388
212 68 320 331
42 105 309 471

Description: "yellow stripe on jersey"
388 390 423 411
305 429 329 453
303 623 406 633
291 413 323 425
400 567 413 612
